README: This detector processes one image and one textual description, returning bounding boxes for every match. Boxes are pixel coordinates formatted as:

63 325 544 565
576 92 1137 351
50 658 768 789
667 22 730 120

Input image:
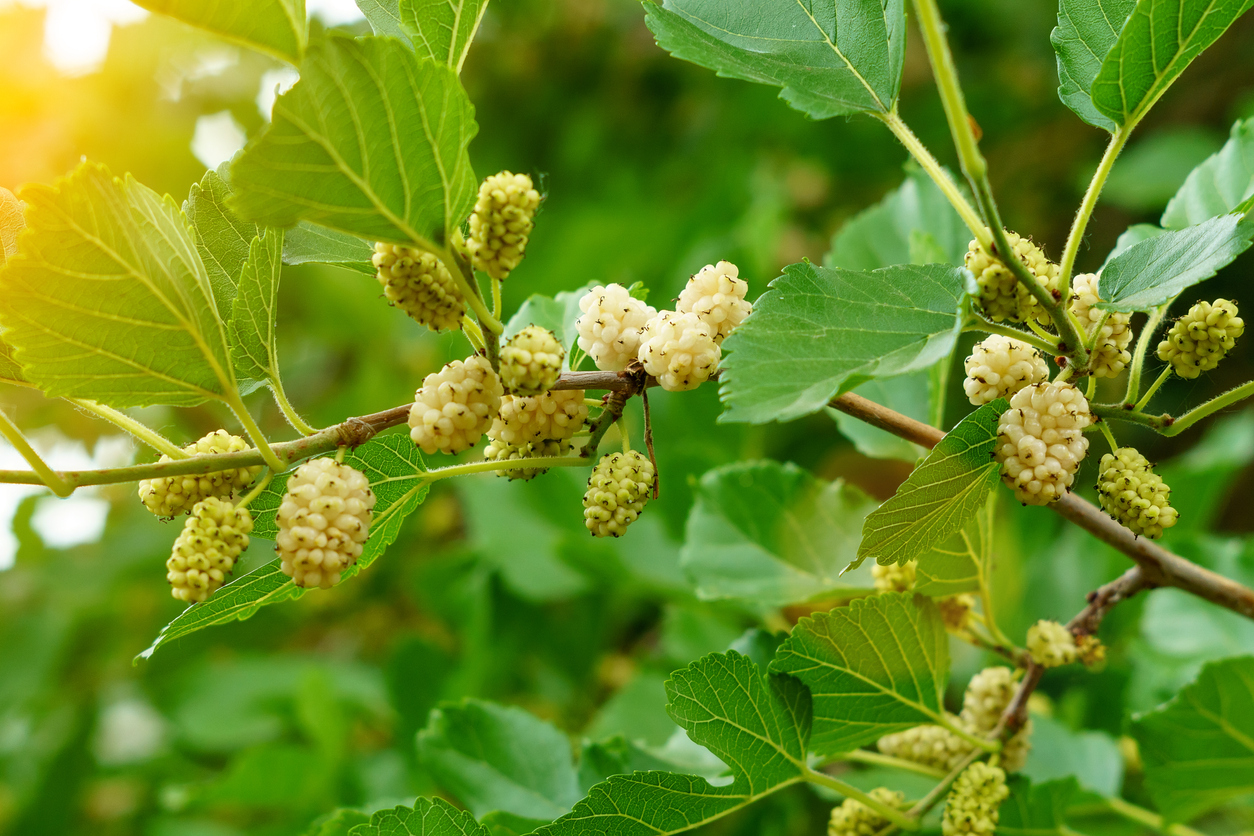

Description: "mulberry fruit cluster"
276 458 375 589
500 325 564 395
637 311 721 392
963 335 1049 406
965 232 1060 325
1069 272 1132 377
827 788 905 836
1158 298 1244 379
583 450 656 537
996 382 1091 505
489 390 589 447
675 261 752 344
942 762 1009 836
409 356 504 455
483 437 570 481
467 171 541 280
166 497 253 603
138 430 263 518
1027 619 1078 668
372 242 465 332
871 560 916 593
575 283 658 372
1096 447 1179 538
877 723 972 772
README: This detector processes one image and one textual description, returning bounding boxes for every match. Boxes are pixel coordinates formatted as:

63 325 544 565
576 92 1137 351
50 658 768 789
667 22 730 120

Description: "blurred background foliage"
1 1 1254 834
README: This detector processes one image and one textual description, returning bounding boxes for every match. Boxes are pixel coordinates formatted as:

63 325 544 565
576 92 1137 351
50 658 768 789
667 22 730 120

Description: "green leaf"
185 166 258 322
1090 0 1254 129
307 808 373 836
1096 213 1254 312
231 33 479 251
771 593 949 756
537 651 809 836
681 461 877 607
350 797 491 836
137 434 429 661
644 0 907 120
1022 716 1124 797
719 261 966 424
356 0 407 38
853 400 1006 572
1163 116 1254 228
1103 222 1167 265
0 185 21 265
998 777 1078 836
130 0 307 64
913 493 995 598
401 0 489 72
1051 0 1135 132
0 338 27 387
0 162 236 408
283 222 376 275
1132 655 1254 822
228 229 284 389
504 285 590 361
419 699 581 821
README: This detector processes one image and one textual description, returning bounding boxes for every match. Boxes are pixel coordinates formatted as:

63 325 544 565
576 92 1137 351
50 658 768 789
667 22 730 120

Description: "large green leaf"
771 593 949 756
356 0 407 38
228 228 284 390
912 493 995 598
1162 117 1254 228
1097 213 1254 312
1051 0 1136 132
644 0 906 120
418 700 581 821
1091 0 1254 129
137 434 429 660
0 185 21 264
401 0 490 72
231 33 479 250
719 262 966 424
350 797 491 836
283 222 376 275
185 166 258 322
998 777 1078 836
681 461 876 607
1132 655 1254 822
1022 716 1124 797
0 162 236 408
853 400 1006 572
537 652 809 836
130 0 307 64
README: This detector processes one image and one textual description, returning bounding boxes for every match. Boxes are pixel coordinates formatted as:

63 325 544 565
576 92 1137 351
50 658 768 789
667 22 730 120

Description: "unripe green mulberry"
166 497 253 603
1157 298 1244 379
963 335 1049 406
583 450 655 537
372 242 465 332
828 788 905 836
409 356 504 455
877 723 973 772
676 260 752 344
276 458 375 589
138 430 263 518
1027 619 1078 667
965 232 1061 325
483 437 571 481
961 666 1031 772
467 171 541 280
1069 273 1132 377
1096 447 1179 538
996 382 1091 505
872 560 916 593
942 762 1009 836
500 325 564 395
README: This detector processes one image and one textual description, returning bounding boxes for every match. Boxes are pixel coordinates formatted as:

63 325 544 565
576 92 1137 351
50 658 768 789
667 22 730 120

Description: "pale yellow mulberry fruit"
500 325 564 396
942 762 1009 836
483 437 570 481
828 788 905 836
276 458 375 589
877 723 973 772
576 283 658 372
1158 299 1244 379
996 382 1091 505
489 390 589 447
872 560 916 593
409 356 504 455
1096 447 1179 538
1069 273 1131 378
961 665 1032 772
583 451 656 537
676 260 752 344
637 311 720 392
1027 619 1078 668
965 232 1061 326
938 593 976 632
166 497 253 603
372 242 465 332
963 335 1050 406
138 430 263 518
467 171 541 280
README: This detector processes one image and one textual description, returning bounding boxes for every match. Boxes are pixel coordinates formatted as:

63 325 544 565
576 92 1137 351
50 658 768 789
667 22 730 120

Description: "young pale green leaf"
356 0 407 38
998 777 1078 836
0 162 236 408
719 261 966 424
137 435 429 661
854 400 1006 572
1050 0 1135 132
912 494 995 598
130 0 307 64
350 797 491 836
1162 117 1254 229
185 166 258 322
283 222 376 275
1132 655 1254 822
644 0 906 120
401 0 489 72
1097 213 1254 312
1091 0 1254 129
537 651 809 836
771 593 949 756
0 339 27 387
228 228 284 389
681 461 877 607
231 33 479 250
418 700 582 821
0 185 21 265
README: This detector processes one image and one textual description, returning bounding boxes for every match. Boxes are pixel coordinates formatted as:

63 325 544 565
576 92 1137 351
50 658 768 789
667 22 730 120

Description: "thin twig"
642 388 659 499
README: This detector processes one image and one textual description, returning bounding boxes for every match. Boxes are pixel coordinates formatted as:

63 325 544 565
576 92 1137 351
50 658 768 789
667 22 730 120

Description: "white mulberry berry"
166 497 253 603
676 261 752 344
138 430 263 518
490 390 589 446
961 666 1031 772
1097 447 1179 538
500 325 564 395
942 762 1009 836
828 788 905 836
576 283 658 372
963 335 1049 406
583 450 656 537
409 356 504 455
872 560 916 593
1157 298 1244 379
467 171 541 280
1027 619 1078 668
484 437 570 481
996 382 1091 505
372 242 465 332
877 723 973 772
276 458 375 589
965 232 1061 325
1069 273 1131 378
637 311 720 392
938 593 976 632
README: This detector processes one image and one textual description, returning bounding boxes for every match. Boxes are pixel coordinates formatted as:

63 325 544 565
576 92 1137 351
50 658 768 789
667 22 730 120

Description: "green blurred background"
1 2 1254 834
